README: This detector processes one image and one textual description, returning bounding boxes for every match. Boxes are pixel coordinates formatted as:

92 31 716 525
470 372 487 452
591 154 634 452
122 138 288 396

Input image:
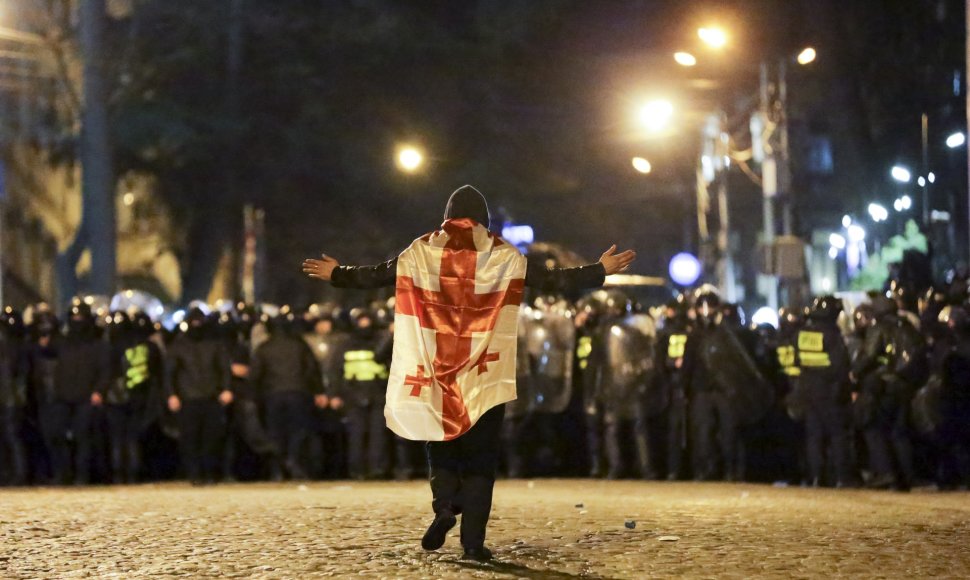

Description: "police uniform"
796 316 852 486
337 327 392 479
657 319 689 480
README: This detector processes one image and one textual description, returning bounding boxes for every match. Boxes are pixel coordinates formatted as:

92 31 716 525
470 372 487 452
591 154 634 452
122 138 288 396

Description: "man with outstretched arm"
303 185 635 561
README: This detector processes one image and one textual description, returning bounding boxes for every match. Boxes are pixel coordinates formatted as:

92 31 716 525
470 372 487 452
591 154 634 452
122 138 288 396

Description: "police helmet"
1 306 25 339
852 303 875 334
778 307 803 333
692 284 721 322
809 295 843 321
939 305 970 333
870 294 897 319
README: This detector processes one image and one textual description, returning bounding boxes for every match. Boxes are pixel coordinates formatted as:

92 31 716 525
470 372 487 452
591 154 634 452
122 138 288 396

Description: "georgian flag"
385 218 526 441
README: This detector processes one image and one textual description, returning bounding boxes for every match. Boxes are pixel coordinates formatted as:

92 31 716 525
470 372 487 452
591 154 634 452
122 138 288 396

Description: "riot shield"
700 326 774 425
601 314 656 419
519 304 576 414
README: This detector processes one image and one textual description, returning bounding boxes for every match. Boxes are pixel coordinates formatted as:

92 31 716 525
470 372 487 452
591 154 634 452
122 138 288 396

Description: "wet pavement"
1 480 969 578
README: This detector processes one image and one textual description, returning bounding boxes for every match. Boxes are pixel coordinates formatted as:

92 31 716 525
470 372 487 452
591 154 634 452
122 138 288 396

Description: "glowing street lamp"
946 132 966 149
632 157 652 174
638 99 674 133
868 203 889 223
829 233 846 250
396 145 424 173
697 27 727 49
796 47 817 65
891 165 911 183
674 52 697 67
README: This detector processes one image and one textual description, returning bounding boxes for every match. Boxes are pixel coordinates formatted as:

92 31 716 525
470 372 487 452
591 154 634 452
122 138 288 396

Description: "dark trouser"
863 402 915 486
1 405 27 485
804 398 851 485
346 403 389 478
665 389 688 479
39 401 94 485
426 404 505 551
266 391 311 477
178 398 226 482
690 390 738 480
223 399 279 479
106 393 149 483
584 403 604 477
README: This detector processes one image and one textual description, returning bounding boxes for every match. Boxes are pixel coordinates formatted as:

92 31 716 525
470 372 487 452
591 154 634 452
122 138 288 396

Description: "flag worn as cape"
385 218 527 441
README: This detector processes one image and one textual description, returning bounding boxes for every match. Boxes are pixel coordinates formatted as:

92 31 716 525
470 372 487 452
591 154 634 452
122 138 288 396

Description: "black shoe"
421 510 457 551
867 474 896 490
461 546 493 562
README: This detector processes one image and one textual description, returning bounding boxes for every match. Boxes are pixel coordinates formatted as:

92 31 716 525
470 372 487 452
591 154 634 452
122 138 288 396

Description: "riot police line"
0 281 968 490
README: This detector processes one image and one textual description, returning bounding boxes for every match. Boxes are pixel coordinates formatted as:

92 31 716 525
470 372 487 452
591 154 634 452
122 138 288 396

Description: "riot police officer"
798 296 853 487
0 307 26 485
165 307 233 484
35 301 109 485
105 311 163 483
303 305 347 478
851 295 926 490
573 296 604 477
250 308 326 480
336 308 392 479
656 296 690 480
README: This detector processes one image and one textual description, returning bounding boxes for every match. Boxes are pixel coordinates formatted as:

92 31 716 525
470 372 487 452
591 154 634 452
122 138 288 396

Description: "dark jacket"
165 335 231 400
55 337 110 404
796 318 850 403
332 257 606 293
250 334 323 397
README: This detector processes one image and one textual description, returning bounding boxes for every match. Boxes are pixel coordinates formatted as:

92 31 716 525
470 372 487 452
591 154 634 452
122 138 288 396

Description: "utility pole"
79 0 116 296
759 62 779 311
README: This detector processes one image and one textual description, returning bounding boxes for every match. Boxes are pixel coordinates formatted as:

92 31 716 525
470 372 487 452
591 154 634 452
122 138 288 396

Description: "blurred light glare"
698 27 727 49
669 252 702 286
828 247 839 259
891 166 911 183
632 157 652 174
868 203 889 222
829 233 846 250
396 146 424 172
674 52 697 66
928 172 936 183
638 100 674 132
751 307 779 329
123 192 135 206
900 195 912 210
796 47 817 65
946 132 966 148
842 215 852 228
848 224 866 242
917 176 926 187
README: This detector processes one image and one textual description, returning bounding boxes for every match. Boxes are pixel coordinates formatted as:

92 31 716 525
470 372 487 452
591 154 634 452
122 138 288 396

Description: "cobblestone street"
1 480 969 579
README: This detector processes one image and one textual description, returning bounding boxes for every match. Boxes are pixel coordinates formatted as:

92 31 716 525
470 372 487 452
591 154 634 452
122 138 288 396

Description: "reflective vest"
797 330 831 368
576 336 592 370
343 350 388 381
125 344 151 389
776 344 801 376
667 333 687 360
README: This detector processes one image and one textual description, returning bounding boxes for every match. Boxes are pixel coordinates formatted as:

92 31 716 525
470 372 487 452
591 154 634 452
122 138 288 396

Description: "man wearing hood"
303 185 635 561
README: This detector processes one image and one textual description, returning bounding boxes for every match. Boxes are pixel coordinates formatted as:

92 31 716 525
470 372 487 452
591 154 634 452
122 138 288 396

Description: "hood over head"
443 185 489 229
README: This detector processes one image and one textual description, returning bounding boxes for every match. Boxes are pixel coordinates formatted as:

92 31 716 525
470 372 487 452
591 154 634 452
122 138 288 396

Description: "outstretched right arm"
302 255 397 289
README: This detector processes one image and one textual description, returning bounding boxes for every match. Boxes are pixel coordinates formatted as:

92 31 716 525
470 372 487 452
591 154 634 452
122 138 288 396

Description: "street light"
674 52 697 67
697 27 727 49
891 165 912 183
638 99 674 133
868 203 889 223
946 131 966 148
396 145 424 173
796 47 817 65
631 157 652 174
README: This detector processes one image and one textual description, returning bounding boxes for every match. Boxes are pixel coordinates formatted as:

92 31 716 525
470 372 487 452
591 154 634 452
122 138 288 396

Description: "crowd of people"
0 277 968 491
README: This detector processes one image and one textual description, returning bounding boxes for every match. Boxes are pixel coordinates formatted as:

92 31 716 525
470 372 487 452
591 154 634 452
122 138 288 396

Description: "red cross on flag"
385 218 527 441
